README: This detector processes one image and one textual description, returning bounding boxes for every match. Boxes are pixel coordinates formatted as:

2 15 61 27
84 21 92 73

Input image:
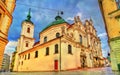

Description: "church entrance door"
54 60 58 71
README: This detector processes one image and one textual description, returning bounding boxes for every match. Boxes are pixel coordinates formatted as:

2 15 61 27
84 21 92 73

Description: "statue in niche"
61 26 65 35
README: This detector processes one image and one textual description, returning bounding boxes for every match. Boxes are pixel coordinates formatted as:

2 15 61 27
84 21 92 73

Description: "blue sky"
5 0 110 57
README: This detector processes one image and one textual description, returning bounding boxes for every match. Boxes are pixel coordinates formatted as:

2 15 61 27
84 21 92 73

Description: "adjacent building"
98 0 120 71
1 54 10 71
0 0 16 69
10 51 17 72
13 9 104 72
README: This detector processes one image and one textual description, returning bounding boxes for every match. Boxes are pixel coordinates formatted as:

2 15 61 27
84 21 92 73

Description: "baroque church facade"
13 9 104 71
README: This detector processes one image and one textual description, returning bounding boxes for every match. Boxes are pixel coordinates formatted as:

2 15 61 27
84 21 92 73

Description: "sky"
5 0 110 57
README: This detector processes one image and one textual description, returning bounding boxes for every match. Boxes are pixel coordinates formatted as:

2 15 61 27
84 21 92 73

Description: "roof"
23 19 33 24
23 8 34 24
19 36 63 55
41 15 67 32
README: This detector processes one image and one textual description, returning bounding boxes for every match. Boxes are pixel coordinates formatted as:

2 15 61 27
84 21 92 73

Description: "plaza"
0 67 120 75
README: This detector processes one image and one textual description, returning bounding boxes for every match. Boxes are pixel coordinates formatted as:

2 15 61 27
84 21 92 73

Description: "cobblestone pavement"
0 67 120 75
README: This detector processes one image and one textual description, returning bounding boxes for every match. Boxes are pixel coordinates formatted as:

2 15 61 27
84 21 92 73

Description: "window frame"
44 36 47 43
68 45 72 54
80 35 82 44
56 32 60 38
35 51 38 58
28 53 30 59
26 42 29 47
55 44 58 54
27 27 30 33
25 55 26 60
46 47 49 55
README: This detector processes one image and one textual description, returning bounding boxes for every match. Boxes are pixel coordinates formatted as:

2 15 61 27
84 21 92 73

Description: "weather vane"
57 11 64 16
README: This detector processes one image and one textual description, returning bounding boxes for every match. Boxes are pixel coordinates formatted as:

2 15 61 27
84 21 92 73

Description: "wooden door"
54 60 58 70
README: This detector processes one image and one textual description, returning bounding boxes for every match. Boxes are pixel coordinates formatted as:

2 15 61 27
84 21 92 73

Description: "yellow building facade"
0 0 16 69
13 10 104 71
98 0 120 71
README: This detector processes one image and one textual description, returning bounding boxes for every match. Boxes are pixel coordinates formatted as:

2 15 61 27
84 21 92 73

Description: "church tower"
98 0 120 71
13 9 34 71
17 8 34 53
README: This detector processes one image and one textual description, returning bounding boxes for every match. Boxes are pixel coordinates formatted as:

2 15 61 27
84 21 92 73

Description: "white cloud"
66 17 74 21
98 32 107 37
4 41 18 58
66 12 82 21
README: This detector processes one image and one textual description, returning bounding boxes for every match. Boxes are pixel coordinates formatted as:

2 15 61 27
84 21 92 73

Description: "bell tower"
17 8 34 53
13 8 35 71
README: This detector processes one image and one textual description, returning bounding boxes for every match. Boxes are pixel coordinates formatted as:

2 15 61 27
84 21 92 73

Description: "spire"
26 8 31 21
89 18 93 25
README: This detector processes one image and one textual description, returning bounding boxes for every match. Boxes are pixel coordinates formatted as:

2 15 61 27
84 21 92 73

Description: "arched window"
27 27 30 33
68 45 72 54
44 36 47 43
35 51 38 58
28 53 30 59
80 35 82 44
55 44 58 54
56 33 60 38
26 42 29 47
46 47 49 55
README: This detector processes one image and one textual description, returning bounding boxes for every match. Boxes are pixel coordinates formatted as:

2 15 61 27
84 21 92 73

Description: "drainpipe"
59 36 61 71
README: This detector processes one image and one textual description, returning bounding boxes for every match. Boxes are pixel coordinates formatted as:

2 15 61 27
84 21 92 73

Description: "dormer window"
56 33 60 38
44 36 47 43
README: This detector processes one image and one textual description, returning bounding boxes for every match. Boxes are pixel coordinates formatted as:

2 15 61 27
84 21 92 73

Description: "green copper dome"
24 8 33 24
42 15 67 32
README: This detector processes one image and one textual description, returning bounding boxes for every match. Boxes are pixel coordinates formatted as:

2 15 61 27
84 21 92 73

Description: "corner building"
0 0 15 69
98 0 120 71
13 10 104 71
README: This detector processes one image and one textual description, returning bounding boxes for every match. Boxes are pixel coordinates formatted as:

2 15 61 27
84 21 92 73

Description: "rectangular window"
28 53 30 59
35 51 38 58
46 47 49 55
25 55 26 60
116 0 120 9
55 44 58 54
26 42 28 47
68 45 72 54
21 61 23 65
22 55 24 59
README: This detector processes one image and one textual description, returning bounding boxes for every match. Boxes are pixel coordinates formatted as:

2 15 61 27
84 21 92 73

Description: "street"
0 67 120 75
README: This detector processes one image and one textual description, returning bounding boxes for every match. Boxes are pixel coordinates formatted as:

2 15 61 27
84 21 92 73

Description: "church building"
13 9 104 72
